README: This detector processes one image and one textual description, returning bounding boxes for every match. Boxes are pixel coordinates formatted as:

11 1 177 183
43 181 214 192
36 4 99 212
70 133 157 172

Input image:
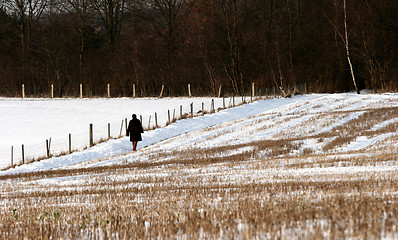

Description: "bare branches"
324 0 359 94
0 0 397 96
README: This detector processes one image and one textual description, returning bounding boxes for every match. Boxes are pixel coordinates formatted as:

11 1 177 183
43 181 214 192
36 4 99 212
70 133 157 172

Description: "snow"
1 92 397 175
338 133 395 153
0 97 242 168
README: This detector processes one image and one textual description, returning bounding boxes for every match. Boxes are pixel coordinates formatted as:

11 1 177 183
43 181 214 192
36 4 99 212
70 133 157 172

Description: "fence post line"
223 97 225 109
190 103 193 118
168 110 171 124
89 124 93 147
148 115 151 129
202 102 204 115
11 146 13 167
133 84 136 98
188 84 191 98
80 84 83 98
180 105 182 119
22 84 25 98
108 123 111 139
107 84 111 98
69 134 72 154
125 118 128 132
51 84 54 98
155 112 158 128
22 144 25 165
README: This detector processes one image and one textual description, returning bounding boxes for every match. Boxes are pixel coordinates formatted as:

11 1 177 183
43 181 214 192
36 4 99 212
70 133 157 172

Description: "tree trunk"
343 0 359 94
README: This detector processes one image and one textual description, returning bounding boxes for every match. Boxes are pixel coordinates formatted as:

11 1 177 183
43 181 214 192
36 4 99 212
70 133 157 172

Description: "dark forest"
0 0 397 97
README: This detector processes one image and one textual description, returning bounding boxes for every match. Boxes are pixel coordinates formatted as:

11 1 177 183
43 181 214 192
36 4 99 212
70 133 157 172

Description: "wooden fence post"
11 146 13 167
119 119 124 136
251 82 255 102
188 84 191 98
46 138 51 158
148 115 151 129
108 123 111 139
125 118 128 132
202 102 204 115
22 84 25 98
168 110 171 124
89 124 93 147
180 105 183 119
80 84 83 98
46 139 49 158
218 85 222 98
223 97 225 109
190 103 193 118
22 144 24 164
159 85 164 98
211 99 215 113
69 134 72 154
133 84 136 98
155 113 158 128
107 84 111 98
51 84 54 98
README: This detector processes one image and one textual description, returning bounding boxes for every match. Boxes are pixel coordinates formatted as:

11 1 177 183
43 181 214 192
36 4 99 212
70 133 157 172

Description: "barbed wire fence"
0 81 310 170
1 95 263 170
0 82 303 98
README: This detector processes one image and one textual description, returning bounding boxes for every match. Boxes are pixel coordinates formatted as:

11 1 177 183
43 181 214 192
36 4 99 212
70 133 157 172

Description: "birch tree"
342 0 359 94
325 0 359 94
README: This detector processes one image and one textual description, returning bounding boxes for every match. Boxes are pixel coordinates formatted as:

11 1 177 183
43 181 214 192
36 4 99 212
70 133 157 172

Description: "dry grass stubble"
1 103 398 239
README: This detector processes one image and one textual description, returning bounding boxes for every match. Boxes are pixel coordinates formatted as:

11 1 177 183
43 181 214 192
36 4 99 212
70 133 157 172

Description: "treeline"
0 0 397 97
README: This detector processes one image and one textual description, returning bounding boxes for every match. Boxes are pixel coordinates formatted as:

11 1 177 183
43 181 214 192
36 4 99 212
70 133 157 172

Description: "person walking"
126 114 144 151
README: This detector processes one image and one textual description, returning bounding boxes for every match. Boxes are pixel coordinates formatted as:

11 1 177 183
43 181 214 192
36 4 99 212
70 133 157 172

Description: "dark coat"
126 118 144 142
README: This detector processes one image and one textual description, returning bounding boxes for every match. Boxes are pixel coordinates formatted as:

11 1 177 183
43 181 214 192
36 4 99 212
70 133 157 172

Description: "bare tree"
59 0 92 88
325 0 359 94
342 0 359 94
220 0 244 96
91 0 126 51
2 0 49 84
148 0 194 92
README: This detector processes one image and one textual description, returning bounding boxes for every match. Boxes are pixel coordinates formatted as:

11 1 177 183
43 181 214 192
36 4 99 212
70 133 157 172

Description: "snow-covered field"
2 93 397 175
1 93 398 238
0 97 239 169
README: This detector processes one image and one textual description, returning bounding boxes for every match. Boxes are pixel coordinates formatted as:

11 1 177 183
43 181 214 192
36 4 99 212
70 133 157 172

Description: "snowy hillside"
1 93 398 239
2 93 397 175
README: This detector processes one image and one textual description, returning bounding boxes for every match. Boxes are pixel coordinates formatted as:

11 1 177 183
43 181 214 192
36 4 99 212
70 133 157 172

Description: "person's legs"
132 141 137 151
